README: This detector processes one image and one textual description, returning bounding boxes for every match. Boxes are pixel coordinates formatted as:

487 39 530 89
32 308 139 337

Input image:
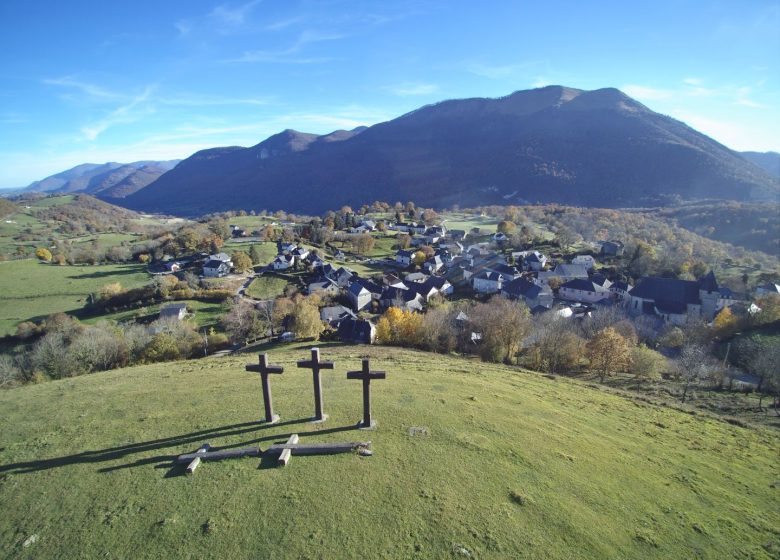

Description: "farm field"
0 344 776 559
0 260 151 335
80 299 227 329
245 275 289 300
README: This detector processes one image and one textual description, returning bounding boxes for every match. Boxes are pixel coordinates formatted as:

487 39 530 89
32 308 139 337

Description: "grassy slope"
0 344 777 559
245 276 289 299
0 260 151 335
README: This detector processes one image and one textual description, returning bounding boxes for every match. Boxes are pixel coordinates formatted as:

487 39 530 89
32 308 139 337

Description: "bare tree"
471 296 531 364
677 344 713 403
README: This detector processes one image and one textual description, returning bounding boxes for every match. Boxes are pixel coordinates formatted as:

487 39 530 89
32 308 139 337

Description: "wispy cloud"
210 0 261 26
622 84 674 101
80 86 157 141
624 79 769 109
159 93 274 107
225 29 345 63
386 82 439 97
42 77 124 101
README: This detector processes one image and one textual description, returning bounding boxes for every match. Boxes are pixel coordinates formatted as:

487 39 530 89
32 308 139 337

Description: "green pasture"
0 344 776 559
0 260 151 335
245 276 289 300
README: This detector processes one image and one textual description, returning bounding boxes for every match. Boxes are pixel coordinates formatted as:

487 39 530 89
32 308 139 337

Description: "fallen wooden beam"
185 443 211 474
278 434 299 467
265 441 371 456
177 446 261 463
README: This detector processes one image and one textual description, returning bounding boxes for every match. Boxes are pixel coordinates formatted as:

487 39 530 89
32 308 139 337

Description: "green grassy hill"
0 344 777 559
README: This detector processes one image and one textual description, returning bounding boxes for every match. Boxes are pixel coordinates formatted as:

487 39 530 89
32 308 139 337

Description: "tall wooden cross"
245 353 284 424
347 358 386 429
296 348 334 422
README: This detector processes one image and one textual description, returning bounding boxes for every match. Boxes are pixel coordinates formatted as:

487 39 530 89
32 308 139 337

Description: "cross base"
356 419 377 430
309 414 328 424
263 414 281 425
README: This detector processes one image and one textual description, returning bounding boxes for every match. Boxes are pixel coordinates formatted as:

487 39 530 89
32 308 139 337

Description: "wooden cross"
245 353 284 423
296 348 334 422
347 358 386 429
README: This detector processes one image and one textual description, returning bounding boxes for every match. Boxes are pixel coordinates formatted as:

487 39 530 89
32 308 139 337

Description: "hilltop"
121 86 778 215
0 344 777 559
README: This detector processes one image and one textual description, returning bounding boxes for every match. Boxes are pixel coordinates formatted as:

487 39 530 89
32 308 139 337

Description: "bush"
143 333 181 363
629 344 666 379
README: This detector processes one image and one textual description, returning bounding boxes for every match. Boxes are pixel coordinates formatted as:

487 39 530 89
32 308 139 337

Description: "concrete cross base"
356 419 377 430
263 414 281 425
309 414 329 424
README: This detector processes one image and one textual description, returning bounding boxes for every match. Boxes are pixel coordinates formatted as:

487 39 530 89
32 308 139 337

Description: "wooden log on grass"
185 443 211 474
265 441 371 456
177 446 261 463
277 434 299 467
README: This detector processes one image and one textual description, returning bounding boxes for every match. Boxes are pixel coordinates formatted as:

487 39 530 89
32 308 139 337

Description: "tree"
677 344 711 403
587 327 632 382
712 307 740 338
471 296 531 364
629 344 666 379
497 221 517 235
221 299 268 344
412 250 427 266
232 251 253 273
35 247 52 262
396 234 411 250
290 297 323 340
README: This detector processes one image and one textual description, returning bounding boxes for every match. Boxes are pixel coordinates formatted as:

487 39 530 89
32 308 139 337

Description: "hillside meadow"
0 260 151 336
0 344 777 559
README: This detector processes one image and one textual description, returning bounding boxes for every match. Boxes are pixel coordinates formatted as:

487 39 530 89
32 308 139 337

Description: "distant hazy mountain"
114 86 778 215
740 151 780 179
23 160 180 197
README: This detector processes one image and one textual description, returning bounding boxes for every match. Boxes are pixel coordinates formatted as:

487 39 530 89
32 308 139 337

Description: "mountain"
120 86 779 215
23 160 180 197
740 151 780 179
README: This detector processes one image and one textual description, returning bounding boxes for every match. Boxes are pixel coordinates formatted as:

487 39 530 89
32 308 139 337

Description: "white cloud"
42 77 123 101
387 83 439 96
80 86 156 141
225 29 344 63
210 0 261 26
622 84 674 101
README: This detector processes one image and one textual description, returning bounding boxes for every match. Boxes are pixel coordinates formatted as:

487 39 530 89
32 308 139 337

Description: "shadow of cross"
347 358 386 429
296 348 334 422
246 353 284 424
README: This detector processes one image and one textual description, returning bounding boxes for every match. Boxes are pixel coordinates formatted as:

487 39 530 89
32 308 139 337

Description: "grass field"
0 260 151 335
245 275 289 300
80 300 227 329
0 344 776 559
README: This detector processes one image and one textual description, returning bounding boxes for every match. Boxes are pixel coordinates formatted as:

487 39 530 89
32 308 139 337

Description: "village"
152 211 776 353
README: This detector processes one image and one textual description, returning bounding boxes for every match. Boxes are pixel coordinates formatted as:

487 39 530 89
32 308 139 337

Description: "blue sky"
0 0 778 188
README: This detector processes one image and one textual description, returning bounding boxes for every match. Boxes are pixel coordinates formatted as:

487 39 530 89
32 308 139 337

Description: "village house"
159 303 188 321
337 318 376 344
756 283 780 296
473 270 503 294
628 271 724 324
380 286 425 312
272 254 295 271
536 263 589 287
559 278 612 303
347 281 372 312
522 251 548 272
501 277 553 309
395 249 414 267
307 278 340 296
426 275 454 296
600 240 625 257
571 254 596 270
609 280 633 303
320 305 357 327
203 258 231 277
404 271 428 283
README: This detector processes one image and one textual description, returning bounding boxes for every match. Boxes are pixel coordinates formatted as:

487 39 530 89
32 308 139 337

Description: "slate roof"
348 281 370 297
503 277 544 299
553 264 589 278
320 305 356 324
699 271 719 293
204 259 228 269
337 318 375 344
631 277 701 311
474 270 502 281
561 278 609 292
